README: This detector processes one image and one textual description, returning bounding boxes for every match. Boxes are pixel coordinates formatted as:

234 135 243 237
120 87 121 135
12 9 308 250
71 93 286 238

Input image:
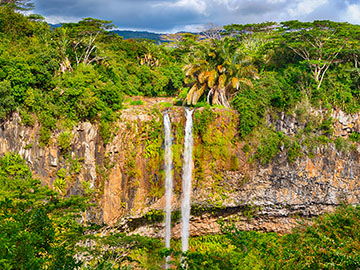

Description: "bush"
0 153 87 269
177 204 360 269
0 80 15 120
255 129 284 165
287 140 303 163
58 131 73 152
276 204 360 269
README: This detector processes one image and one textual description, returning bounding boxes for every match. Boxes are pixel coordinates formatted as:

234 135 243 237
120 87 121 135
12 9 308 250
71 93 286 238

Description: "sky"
31 0 360 33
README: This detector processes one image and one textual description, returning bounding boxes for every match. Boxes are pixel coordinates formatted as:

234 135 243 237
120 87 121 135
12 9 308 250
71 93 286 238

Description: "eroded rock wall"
1 101 360 237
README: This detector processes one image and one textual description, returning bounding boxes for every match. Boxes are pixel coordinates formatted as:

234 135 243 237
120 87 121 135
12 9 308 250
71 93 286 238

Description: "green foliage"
24 142 33 149
269 67 304 110
99 118 115 145
183 38 259 107
193 107 215 142
167 204 360 269
1 7 360 152
68 156 83 174
0 153 87 269
0 7 187 144
287 140 303 163
274 204 360 269
81 233 163 269
53 177 67 193
58 131 73 152
229 154 240 170
231 86 268 138
4 10 360 269
319 114 334 136
57 168 67 178
39 127 51 146
20 109 35 126
254 129 284 165
2 153 357 270
349 132 360 142
0 0 34 11
129 99 144 106
81 181 94 196
143 209 164 223
0 80 15 120
334 137 350 152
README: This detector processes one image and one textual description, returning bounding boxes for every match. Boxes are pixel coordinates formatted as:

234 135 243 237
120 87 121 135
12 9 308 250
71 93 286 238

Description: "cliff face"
1 99 360 237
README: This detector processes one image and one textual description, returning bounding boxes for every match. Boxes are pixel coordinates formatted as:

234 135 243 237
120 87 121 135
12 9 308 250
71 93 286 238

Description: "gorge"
1 98 360 239
1 5 360 267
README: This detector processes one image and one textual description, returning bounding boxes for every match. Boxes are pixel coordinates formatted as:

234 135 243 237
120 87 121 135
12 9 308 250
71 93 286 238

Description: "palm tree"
184 38 259 107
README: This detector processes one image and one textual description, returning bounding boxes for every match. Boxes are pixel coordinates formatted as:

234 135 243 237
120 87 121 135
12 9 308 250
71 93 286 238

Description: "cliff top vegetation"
0 3 359 142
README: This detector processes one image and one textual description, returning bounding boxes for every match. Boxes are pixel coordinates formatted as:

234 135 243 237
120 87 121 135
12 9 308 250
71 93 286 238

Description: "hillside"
111 30 164 42
1 3 360 269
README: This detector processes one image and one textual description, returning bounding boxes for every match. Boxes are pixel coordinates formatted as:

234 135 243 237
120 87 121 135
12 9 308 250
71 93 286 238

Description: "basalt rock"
1 100 360 237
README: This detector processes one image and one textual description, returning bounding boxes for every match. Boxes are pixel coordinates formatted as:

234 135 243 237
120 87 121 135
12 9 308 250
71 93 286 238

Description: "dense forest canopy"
0 3 359 172
0 4 359 139
1 3 360 268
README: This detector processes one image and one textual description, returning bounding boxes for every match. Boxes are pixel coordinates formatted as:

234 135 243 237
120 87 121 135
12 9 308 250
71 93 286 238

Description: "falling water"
181 108 194 252
163 113 173 268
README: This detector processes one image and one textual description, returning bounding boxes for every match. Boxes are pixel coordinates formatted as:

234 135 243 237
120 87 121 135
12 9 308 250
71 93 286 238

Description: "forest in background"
1 1 360 269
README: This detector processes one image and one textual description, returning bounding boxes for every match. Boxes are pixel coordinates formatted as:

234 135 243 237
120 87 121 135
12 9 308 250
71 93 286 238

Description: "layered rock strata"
1 100 360 236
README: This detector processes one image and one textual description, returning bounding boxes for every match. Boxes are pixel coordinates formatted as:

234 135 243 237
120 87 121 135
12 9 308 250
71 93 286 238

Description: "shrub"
58 131 73 152
255 129 284 165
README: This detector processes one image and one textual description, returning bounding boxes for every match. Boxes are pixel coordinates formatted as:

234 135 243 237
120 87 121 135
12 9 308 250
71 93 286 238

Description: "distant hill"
111 30 164 42
49 23 62 29
49 24 165 42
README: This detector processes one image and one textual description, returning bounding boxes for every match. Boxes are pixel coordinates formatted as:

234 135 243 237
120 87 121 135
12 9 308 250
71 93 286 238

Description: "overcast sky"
32 0 360 33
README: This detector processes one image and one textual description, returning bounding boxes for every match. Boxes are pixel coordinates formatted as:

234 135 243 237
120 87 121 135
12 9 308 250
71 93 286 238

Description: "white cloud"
288 0 328 17
32 0 358 32
153 0 208 15
343 3 360 24
43 15 80 24
213 0 241 10
266 0 286 3
169 23 206 33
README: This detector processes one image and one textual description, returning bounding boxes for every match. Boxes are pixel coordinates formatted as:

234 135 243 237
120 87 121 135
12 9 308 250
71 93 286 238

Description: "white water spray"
181 108 194 252
164 113 173 268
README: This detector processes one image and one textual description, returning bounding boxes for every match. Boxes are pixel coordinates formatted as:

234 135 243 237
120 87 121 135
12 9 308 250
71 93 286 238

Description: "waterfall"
181 108 194 253
163 113 173 269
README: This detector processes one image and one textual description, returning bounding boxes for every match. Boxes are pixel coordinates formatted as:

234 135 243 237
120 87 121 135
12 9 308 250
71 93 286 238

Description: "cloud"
288 0 329 17
343 3 360 24
43 15 80 25
32 0 360 33
267 0 287 3
153 0 208 15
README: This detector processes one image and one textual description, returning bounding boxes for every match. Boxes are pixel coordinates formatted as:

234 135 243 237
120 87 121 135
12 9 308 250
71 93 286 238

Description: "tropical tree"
224 22 278 68
0 153 87 269
61 18 115 66
279 20 350 90
184 38 259 107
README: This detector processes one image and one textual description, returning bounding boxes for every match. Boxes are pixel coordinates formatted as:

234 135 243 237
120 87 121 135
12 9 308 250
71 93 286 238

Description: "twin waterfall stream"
163 108 193 268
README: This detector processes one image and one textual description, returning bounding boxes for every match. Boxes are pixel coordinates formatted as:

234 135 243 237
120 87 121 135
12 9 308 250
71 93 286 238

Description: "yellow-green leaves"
232 77 239 89
219 74 227 88
208 70 217 88
183 38 259 107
